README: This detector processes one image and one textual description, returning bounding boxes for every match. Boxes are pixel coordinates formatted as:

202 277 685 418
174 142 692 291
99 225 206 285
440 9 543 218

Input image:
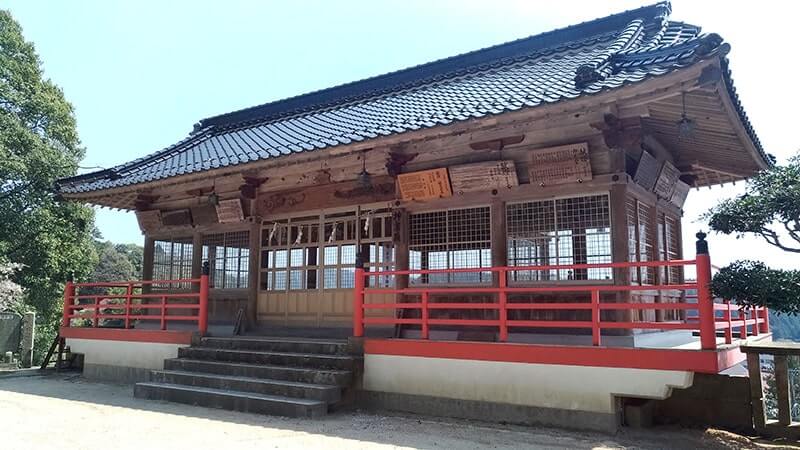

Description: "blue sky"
5 1 799 269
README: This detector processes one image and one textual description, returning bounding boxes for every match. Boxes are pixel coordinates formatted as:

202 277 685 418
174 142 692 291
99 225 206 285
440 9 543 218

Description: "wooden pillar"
490 198 507 283
142 235 155 296
490 199 507 329
610 183 632 325
746 352 767 431
191 232 203 280
247 219 261 327
393 209 409 338
651 208 663 322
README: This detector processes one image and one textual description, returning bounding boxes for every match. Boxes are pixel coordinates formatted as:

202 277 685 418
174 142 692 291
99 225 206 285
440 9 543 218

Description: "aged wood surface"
633 150 660 191
449 160 519 195
528 142 592 186
216 199 245 223
746 352 767 430
653 161 680 199
257 177 396 216
136 210 161 232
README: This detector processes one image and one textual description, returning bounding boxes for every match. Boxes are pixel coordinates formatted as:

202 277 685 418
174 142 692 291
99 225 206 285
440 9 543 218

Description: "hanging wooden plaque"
654 161 681 199
449 160 519 195
397 168 452 201
670 180 691 207
215 199 244 223
529 142 592 186
633 151 660 191
135 210 161 232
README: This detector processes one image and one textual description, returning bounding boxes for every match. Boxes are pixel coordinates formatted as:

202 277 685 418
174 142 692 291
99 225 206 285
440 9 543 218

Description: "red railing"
61 273 209 334
353 246 768 350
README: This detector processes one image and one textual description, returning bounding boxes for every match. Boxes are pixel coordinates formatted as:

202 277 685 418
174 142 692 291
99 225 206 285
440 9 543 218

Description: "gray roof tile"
57 2 768 194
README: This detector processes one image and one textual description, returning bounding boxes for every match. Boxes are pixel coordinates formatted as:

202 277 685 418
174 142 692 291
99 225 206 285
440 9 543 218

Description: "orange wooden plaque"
397 168 452 201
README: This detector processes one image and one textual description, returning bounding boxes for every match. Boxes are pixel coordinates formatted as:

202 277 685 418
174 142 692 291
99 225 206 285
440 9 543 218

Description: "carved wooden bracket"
240 176 268 199
385 151 418 177
134 193 159 210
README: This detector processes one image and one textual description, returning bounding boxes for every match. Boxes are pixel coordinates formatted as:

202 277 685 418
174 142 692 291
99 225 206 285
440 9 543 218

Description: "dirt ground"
0 372 795 450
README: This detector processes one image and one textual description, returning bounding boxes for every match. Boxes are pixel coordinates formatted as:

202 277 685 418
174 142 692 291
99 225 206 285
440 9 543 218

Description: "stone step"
163 358 352 386
200 337 349 355
149 370 341 402
178 347 356 370
134 382 327 418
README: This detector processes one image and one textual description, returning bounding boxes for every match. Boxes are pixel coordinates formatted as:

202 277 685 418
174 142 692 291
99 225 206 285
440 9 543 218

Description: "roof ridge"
199 2 672 130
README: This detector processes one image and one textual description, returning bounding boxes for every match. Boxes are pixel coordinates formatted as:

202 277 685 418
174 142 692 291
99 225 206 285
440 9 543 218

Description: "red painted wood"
364 339 721 373
60 327 193 345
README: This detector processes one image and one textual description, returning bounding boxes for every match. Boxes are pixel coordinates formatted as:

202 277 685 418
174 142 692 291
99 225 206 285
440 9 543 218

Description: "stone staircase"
134 336 357 418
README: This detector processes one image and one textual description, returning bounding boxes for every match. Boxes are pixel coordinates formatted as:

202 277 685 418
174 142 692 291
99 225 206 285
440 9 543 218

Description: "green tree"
0 10 96 361
706 154 800 316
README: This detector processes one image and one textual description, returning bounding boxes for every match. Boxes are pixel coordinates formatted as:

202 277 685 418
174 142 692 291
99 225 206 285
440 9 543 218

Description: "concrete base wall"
362 354 694 432
652 373 754 433
66 338 187 384
356 390 618 432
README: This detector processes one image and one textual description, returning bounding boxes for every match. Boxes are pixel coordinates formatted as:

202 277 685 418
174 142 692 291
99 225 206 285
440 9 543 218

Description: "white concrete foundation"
66 338 187 382
363 354 694 415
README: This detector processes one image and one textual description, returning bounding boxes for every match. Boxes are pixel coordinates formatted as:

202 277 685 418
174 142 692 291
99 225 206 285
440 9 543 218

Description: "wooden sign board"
191 204 219 225
670 180 691 208
654 161 681 199
397 168 452 201
215 199 244 223
135 210 161 233
529 142 592 186
633 151 660 191
449 160 519 195
161 209 193 227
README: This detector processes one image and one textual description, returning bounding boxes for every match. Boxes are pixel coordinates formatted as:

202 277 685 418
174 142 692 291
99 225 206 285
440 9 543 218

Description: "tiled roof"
57 2 765 194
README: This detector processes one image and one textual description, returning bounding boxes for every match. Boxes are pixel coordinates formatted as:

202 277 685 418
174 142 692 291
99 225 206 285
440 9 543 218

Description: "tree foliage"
0 10 96 358
707 155 800 319
0 260 24 312
707 154 800 252
710 260 800 315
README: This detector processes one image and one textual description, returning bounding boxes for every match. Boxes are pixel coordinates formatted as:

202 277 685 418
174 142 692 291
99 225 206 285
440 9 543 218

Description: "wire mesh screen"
507 194 611 281
202 231 250 289
665 215 682 283
410 206 491 284
153 237 194 289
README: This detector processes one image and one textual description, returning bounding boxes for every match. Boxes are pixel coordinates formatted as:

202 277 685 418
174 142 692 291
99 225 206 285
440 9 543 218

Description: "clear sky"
5 0 799 270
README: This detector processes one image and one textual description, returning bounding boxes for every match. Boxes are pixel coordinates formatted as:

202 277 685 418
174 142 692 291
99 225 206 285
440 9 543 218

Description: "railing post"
746 352 767 431
199 261 209 334
695 232 716 350
61 277 74 328
723 300 732 345
760 307 770 334
124 282 133 329
421 291 429 340
775 355 792 426
353 254 364 338
160 296 167 331
498 268 508 342
591 290 601 346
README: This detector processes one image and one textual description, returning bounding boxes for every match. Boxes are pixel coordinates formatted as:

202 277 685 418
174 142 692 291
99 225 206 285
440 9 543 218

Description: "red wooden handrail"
353 255 769 349
62 272 210 335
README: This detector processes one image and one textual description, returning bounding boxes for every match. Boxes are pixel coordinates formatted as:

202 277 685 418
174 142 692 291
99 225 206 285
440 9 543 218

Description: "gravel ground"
0 372 794 450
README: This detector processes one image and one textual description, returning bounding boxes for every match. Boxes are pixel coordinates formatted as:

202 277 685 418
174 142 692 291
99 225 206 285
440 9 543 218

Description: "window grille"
202 231 250 289
507 194 611 282
409 206 491 284
260 209 394 291
657 213 683 284
152 237 193 289
626 198 656 284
